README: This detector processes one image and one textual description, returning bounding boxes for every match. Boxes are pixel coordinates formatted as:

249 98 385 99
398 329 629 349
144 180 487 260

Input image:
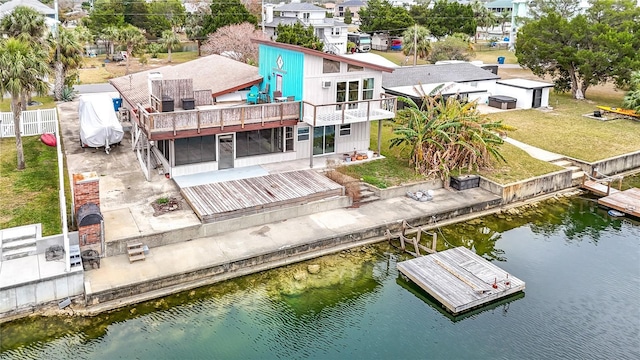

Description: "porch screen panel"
236 128 283 158
174 135 216 166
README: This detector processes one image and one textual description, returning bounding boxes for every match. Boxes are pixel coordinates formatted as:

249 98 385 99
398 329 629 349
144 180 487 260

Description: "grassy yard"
78 51 199 84
0 136 62 236
337 118 562 187
371 45 516 66
488 92 640 162
0 96 57 112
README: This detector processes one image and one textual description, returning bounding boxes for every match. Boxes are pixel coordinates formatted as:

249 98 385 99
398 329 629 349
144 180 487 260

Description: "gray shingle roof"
275 3 327 11
339 0 367 6
382 63 499 88
109 55 261 108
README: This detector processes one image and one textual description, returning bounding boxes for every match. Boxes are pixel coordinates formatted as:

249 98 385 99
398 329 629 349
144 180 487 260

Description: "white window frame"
297 127 310 141
339 124 351 136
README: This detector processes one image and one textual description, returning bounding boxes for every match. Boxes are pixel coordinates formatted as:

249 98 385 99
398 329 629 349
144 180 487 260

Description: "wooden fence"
0 108 58 138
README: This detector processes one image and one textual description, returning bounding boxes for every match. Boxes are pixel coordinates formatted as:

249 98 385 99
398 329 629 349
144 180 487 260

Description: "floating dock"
598 188 640 218
397 247 525 315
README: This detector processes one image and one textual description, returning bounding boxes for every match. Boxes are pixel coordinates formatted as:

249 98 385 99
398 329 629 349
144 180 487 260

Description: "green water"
1 196 639 359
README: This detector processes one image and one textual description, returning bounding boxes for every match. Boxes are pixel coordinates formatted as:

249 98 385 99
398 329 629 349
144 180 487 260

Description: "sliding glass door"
313 126 335 155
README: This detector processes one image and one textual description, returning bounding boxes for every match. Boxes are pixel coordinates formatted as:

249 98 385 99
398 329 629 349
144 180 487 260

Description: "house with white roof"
263 1 349 54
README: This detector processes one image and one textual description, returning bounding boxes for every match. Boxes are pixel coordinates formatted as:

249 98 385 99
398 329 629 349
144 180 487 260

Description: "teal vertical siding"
258 44 304 101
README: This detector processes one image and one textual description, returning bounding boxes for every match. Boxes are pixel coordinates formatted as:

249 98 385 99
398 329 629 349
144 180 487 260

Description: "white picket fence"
0 108 58 138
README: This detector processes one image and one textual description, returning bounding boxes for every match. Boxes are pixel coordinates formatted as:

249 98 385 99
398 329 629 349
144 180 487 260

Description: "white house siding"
302 55 386 105
495 84 531 109
540 88 551 107
462 79 497 104
294 122 370 160
234 151 298 168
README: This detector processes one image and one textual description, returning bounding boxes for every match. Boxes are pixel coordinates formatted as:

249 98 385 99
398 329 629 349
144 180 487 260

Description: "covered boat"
79 94 124 154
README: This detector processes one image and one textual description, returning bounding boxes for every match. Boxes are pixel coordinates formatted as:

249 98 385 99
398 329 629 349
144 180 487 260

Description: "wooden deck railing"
137 101 301 137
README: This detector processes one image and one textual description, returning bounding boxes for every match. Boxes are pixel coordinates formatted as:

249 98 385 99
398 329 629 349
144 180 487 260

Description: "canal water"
1 196 639 359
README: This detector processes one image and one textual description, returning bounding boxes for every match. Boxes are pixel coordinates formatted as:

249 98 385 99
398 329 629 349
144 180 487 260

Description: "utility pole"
262 0 266 34
413 24 417 66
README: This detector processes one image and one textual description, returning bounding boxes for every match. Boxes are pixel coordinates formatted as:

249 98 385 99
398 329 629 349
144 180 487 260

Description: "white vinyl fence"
0 108 58 138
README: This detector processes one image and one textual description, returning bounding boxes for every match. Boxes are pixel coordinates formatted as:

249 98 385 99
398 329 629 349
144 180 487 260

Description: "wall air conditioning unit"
322 80 332 89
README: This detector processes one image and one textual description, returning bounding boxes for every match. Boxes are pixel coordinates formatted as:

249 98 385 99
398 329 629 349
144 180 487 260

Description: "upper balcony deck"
134 95 397 140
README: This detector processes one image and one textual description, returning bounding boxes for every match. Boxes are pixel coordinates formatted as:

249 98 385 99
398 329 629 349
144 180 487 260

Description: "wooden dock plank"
581 180 620 197
181 170 344 222
598 188 640 218
397 247 525 315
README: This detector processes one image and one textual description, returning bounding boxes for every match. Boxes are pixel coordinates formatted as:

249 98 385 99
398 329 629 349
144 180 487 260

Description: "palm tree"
159 30 180 63
0 38 52 170
498 11 512 38
117 25 146 74
471 1 498 42
0 6 49 110
402 25 432 65
390 85 512 184
100 26 120 57
50 27 84 100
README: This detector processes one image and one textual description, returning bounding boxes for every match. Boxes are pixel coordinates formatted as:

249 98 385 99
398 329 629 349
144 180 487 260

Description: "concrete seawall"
83 188 502 312
479 169 574 204
568 151 640 176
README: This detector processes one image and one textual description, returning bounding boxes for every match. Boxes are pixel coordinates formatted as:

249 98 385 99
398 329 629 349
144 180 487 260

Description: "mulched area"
151 196 183 216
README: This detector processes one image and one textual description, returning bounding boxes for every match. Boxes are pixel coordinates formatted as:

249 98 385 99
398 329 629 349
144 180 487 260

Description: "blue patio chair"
247 85 259 104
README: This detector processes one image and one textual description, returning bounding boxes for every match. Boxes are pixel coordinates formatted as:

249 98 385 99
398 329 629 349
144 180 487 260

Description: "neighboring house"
263 2 349 54
485 0 513 13
109 42 397 179
381 62 553 110
335 0 367 23
495 79 553 109
382 63 500 105
0 0 55 18
0 0 57 30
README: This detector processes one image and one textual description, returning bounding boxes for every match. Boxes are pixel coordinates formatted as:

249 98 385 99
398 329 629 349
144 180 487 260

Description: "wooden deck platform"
397 247 525 315
181 170 344 223
598 188 640 218
581 179 620 197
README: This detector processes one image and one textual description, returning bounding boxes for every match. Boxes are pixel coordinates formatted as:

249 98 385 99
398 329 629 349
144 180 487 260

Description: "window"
298 127 310 141
323 59 340 73
303 12 310 21
331 27 341 36
347 64 363 72
362 78 374 100
157 139 170 162
236 128 283 158
339 124 351 136
174 135 216 166
337 80 359 109
469 81 478 88
285 126 294 151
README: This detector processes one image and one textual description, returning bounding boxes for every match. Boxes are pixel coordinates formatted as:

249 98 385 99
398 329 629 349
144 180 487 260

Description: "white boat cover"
79 94 124 148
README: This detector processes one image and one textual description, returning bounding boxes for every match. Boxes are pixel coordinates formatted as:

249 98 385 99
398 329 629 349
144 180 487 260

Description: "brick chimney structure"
73 172 103 253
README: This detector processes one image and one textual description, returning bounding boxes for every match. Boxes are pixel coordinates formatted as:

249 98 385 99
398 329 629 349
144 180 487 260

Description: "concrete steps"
550 159 585 186
352 184 380 207
1 227 39 261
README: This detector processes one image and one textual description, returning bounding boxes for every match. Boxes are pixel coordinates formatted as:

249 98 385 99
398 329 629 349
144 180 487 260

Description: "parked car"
110 52 127 62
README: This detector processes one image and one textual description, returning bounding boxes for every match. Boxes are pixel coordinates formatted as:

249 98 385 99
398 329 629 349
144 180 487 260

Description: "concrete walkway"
83 187 501 312
503 137 564 162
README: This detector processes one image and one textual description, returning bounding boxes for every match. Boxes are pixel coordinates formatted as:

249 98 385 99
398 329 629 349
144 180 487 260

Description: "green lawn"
488 92 640 162
0 96 56 112
0 136 62 236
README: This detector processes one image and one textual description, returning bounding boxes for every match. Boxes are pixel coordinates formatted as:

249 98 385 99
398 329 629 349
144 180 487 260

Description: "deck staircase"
1 224 40 261
549 159 585 185
352 183 380 207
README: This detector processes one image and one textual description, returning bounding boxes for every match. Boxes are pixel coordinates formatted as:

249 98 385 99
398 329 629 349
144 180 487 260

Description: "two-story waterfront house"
263 2 349 54
109 42 396 180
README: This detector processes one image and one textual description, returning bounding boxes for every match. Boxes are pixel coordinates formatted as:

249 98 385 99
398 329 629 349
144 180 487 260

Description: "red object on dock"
40 133 57 147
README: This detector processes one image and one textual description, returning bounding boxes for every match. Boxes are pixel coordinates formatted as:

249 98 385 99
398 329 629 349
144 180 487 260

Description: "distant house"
382 63 500 105
109 42 397 179
0 0 55 18
335 0 367 23
485 0 513 13
0 0 57 30
263 2 349 54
